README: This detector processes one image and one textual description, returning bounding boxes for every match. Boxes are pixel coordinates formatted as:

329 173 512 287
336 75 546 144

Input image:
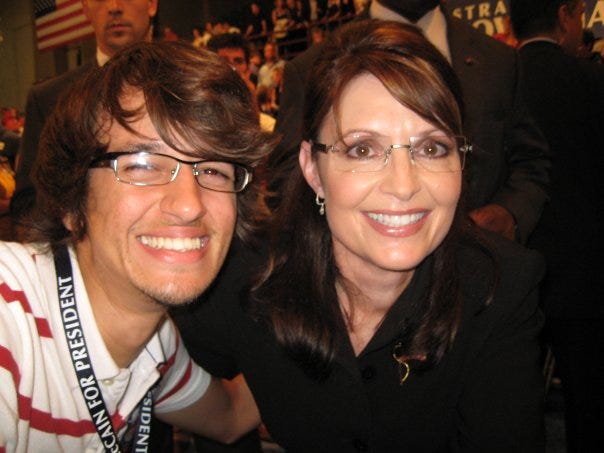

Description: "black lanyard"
54 245 153 453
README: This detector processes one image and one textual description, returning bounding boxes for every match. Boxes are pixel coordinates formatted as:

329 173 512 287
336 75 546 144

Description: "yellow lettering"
473 19 496 35
479 2 491 18
494 0 508 15
587 0 604 28
493 16 505 34
465 4 476 20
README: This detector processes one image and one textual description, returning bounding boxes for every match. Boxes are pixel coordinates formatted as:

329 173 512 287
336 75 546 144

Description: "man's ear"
148 0 158 18
299 140 324 197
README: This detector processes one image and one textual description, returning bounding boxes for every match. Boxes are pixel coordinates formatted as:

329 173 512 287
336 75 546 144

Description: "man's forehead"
105 88 146 119
119 87 146 109
95 89 154 145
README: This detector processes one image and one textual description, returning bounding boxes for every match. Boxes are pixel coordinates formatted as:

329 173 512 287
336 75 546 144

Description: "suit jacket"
272 6 550 242
520 41 604 319
12 62 97 215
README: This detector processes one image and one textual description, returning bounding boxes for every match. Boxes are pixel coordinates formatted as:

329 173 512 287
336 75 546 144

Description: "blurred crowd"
164 1 366 129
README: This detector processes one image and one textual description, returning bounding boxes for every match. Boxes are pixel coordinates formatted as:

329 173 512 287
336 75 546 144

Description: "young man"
207 32 257 93
0 40 275 452
12 0 159 223
206 32 277 132
257 41 285 90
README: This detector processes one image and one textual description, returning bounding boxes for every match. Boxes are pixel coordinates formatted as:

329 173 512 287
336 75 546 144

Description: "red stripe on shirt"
1 348 102 436
155 359 193 406
22 400 126 436
0 345 21 386
0 346 126 438
0 282 53 338
27 406 96 436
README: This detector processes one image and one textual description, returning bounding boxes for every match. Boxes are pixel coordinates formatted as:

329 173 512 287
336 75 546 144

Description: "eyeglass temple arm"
309 141 330 154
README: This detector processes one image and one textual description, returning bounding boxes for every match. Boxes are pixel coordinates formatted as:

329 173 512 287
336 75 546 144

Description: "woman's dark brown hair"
251 19 489 380
26 40 277 250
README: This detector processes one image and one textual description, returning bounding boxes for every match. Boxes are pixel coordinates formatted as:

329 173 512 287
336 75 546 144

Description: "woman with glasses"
176 19 545 451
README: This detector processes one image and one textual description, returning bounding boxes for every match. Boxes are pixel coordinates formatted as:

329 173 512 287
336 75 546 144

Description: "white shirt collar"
518 36 560 49
369 2 451 62
96 48 111 67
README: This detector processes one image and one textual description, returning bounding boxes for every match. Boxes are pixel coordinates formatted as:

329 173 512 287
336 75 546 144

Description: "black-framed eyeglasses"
90 151 253 193
311 134 471 174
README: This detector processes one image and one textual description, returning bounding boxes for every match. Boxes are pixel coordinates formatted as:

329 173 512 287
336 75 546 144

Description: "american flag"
34 0 94 51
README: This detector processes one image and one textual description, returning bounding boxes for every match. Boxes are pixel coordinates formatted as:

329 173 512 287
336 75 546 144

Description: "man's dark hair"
207 32 250 61
510 0 580 40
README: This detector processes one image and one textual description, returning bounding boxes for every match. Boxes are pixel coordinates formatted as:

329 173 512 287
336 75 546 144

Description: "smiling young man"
0 41 275 452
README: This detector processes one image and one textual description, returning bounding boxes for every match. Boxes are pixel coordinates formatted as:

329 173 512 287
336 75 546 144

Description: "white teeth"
139 235 206 252
367 212 425 227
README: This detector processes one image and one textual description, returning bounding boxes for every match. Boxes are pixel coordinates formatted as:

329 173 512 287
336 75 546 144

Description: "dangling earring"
315 194 325 215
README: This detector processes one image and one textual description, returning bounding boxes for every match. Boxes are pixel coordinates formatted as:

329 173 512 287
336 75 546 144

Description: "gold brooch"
392 341 411 385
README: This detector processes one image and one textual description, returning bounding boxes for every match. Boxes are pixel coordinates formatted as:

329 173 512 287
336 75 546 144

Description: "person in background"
308 0 328 21
162 25 179 41
271 0 292 51
1 108 24 135
257 41 285 90
175 20 545 452
12 0 159 231
0 125 20 168
0 40 276 452
248 48 264 80
206 32 276 132
510 1 604 451
0 127 18 212
244 1 269 47
272 0 551 244
286 0 310 54
191 25 206 47
310 25 325 44
214 18 241 35
207 32 257 93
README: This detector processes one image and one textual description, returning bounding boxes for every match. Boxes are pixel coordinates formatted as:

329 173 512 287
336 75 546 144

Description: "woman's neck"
337 269 414 356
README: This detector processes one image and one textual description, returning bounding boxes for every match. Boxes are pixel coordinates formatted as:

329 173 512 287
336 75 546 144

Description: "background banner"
444 0 604 38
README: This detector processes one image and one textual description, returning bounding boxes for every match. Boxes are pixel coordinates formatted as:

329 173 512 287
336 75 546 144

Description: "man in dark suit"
12 0 159 222
272 0 551 243
511 1 604 451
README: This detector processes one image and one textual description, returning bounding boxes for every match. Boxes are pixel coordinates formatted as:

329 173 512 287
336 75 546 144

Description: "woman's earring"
315 194 325 216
